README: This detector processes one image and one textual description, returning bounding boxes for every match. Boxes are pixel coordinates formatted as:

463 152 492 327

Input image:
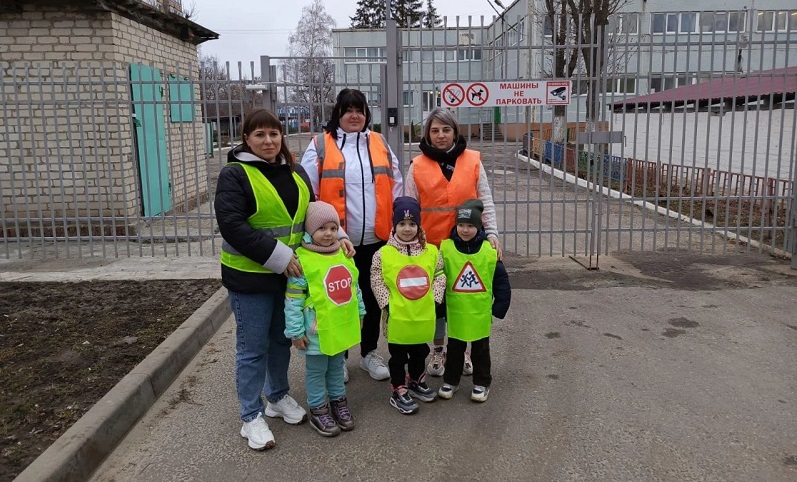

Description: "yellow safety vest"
295 247 361 356
220 162 309 274
380 244 438 344
440 239 496 341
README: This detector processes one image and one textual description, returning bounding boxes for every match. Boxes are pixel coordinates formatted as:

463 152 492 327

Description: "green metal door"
130 64 171 217
493 106 501 124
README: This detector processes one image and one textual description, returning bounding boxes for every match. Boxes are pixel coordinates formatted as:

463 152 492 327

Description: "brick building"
0 0 217 238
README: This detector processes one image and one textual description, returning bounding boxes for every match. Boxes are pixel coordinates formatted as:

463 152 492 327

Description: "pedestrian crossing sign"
452 261 486 293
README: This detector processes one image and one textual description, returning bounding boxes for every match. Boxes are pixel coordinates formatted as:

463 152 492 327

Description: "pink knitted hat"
304 201 340 235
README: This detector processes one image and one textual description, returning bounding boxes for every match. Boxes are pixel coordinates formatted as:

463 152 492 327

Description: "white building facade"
332 0 797 135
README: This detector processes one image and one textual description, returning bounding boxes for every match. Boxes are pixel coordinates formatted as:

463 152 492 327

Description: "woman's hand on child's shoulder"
341 238 356 258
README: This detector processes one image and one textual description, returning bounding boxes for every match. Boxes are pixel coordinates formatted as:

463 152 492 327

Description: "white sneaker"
359 350 389 380
427 346 445 377
343 363 349 384
240 413 275 450
264 395 307 424
471 385 490 402
463 351 473 376
438 383 459 400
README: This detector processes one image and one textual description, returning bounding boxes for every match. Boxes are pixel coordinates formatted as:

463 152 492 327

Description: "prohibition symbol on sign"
443 84 465 107
466 83 489 106
396 265 430 300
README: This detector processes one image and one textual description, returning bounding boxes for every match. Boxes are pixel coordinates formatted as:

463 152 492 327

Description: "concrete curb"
15 287 231 482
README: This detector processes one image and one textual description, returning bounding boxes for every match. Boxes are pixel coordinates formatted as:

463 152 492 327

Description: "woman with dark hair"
215 108 353 451
405 106 503 378
301 88 404 383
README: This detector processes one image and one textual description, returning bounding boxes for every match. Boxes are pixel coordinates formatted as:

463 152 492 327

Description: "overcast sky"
191 0 498 70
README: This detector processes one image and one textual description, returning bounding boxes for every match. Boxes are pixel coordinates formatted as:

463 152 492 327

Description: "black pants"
388 342 431 388
444 337 491 388
353 241 385 358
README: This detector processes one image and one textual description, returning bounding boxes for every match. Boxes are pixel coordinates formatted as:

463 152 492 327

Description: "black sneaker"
330 396 355 431
407 375 437 402
389 386 419 415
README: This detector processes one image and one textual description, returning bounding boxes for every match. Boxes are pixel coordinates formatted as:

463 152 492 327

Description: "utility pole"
382 0 404 168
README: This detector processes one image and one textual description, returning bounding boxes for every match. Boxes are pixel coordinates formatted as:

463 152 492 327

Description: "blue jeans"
229 290 292 422
305 353 346 408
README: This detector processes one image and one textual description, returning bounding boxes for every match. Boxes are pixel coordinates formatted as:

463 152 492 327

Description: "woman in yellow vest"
438 199 512 402
405 107 503 378
370 197 446 414
284 201 365 437
301 89 404 383
215 109 354 451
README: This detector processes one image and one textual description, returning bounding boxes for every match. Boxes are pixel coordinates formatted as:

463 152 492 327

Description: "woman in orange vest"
405 107 503 378
300 89 404 383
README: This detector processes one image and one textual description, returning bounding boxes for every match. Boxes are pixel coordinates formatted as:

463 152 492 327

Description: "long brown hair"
240 108 294 167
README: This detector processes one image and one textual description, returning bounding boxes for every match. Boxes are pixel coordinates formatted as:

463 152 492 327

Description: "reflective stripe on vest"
380 244 438 344
440 239 496 342
411 149 481 247
295 247 361 356
315 132 395 241
220 162 309 274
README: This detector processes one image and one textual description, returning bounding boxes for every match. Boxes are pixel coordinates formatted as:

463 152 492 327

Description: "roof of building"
1 0 219 44
612 66 797 112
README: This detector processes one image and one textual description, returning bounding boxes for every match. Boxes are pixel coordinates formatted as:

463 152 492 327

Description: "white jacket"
300 128 404 246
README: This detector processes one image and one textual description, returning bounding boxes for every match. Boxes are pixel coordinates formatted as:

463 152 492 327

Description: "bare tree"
199 52 261 130
540 0 630 142
282 0 336 131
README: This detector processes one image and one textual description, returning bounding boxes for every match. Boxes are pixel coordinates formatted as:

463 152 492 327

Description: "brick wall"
0 4 209 237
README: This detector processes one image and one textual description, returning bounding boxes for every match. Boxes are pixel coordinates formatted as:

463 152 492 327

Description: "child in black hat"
437 199 511 402
370 197 446 414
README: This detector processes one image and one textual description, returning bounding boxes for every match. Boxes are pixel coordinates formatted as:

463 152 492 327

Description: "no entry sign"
440 80 572 107
396 265 430 300
325 264 354 306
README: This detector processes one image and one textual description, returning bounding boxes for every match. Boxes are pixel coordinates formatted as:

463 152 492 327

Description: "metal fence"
1 11 796 266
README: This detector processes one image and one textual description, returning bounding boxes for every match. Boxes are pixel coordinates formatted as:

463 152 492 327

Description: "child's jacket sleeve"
432 251 446 304
284 273 309 339
491 259 511 319
370 250 390 310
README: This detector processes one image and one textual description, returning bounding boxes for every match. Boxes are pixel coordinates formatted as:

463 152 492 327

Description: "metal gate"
2 9 796 266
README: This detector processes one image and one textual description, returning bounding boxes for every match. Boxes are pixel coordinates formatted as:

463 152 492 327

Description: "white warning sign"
440 80 572 108
452 261 486 293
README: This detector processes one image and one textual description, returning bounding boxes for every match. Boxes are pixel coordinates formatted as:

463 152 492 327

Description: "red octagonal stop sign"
396 265 430 300
324 264 354 306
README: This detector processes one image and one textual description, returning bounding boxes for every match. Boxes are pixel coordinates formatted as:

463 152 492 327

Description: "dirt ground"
0 279 222 482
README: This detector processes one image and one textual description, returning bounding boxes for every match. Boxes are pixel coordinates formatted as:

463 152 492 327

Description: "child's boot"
309 402 341 437
330 396 355 431
389 385 419 415
407 373 437 402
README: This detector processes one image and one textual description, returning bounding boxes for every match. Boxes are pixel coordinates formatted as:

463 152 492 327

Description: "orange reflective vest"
411 149 481 247
315 132 395 241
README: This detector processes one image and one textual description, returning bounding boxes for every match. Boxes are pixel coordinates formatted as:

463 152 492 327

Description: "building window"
757 10 797 32
343 47 386 63
699 11 746 33
649 74 696 93
422 91 438 111
651 13 679 34
518 18 526 43
402 90 413 106
608 77 636 94
609 13 639 35
457 48 482 61
679 12 698 33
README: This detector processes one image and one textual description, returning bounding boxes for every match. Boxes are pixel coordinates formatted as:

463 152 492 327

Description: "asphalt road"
91 252 797 482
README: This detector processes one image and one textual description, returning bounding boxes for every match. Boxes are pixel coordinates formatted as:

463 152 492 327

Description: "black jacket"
214 145 315 294
447 226 511 319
